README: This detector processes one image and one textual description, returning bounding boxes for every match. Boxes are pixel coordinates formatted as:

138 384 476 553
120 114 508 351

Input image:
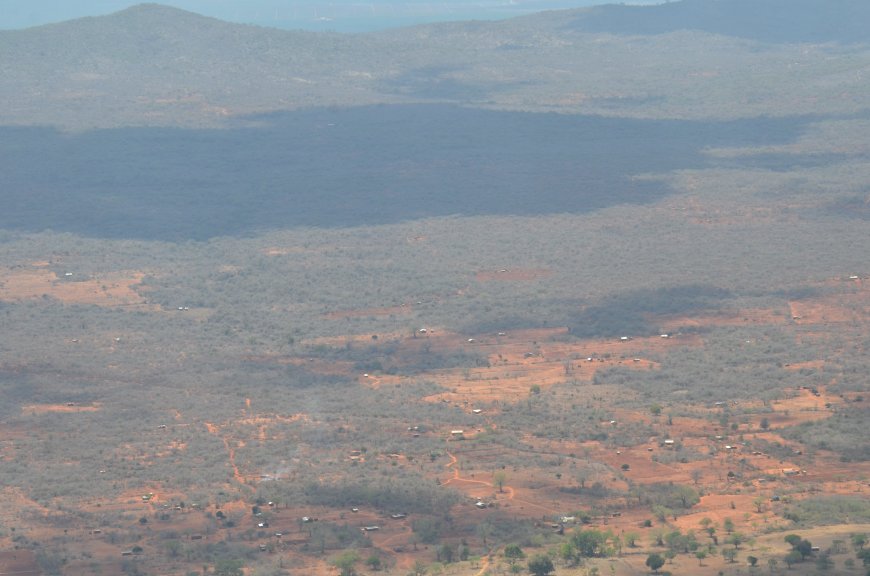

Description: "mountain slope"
565 0 870 44
0 2 869 129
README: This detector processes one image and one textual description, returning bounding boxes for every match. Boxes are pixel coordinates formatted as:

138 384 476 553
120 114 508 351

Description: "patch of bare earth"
0 266 152 308
22 403 101 415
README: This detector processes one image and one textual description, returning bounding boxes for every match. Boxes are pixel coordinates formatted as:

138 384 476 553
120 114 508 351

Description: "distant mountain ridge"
1 0 869 129
567 0 870 44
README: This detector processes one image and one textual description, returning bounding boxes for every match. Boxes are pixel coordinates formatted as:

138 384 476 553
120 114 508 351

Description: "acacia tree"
493 471 507 493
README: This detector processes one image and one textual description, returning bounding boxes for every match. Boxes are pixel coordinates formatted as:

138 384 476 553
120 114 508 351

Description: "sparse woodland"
1 2 870 575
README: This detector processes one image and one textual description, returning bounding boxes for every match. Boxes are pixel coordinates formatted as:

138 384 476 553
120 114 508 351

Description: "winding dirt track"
443 450 557 514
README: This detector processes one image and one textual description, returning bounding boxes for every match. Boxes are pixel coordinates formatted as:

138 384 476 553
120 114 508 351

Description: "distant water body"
1 1 663 33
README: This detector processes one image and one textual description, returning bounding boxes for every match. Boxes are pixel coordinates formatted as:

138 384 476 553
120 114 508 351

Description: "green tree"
674 485 700 508
723 518 735 533
504 544 525 562
784 550 802 568
437 543 455 564
528 554 554 576
728 532 745 549
814 552 832 571
723 548 737 563
852 533 867 551
332 551 359 576
796 539 813 560
748 555 758 567
784 534 802 549
214 559 244 576
753 496 766 513
695 550 707 566
572 529 610 557
365 555 383 571
559 541 580 567
645 553 665 573
493 471 507 493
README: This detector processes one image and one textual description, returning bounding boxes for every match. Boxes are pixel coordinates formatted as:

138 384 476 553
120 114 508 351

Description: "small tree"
753 496 766 513
747 555 758 567
528 554 554 576
365 555 383 572
559 541 580 567
214 559 244 576
796 539 813 560
784 534 802 549
332 551 359 576
695 550 707 566
814 552 833 571
645 553 665 573
493 471 507 493
504 544 525 563
437 543 455 564
784 550 802 568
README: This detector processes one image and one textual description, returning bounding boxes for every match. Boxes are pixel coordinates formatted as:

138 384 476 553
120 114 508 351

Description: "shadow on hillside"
0 104 828 241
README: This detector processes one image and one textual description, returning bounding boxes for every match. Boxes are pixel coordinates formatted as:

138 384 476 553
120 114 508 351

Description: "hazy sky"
1 0 664 33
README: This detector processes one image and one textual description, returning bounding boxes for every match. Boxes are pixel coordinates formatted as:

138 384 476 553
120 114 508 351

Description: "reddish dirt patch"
784 359 826 372
475 268 551 282
659 307 787 331
0 266 150 308
22 403 101 415
789 293 868 324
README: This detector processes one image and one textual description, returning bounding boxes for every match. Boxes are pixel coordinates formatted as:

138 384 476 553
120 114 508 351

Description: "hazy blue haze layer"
1 0 662 32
